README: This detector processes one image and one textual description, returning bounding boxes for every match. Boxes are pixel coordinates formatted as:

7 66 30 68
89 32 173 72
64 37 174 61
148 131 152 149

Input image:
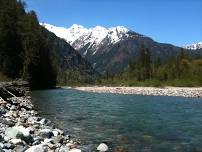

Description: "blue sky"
24 0 202 46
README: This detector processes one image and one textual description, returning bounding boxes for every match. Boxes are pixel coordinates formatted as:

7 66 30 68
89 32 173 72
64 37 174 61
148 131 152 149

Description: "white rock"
5 126 30 138
39 118 47 125
16 126 30 137
4 136 10 141
59 145 69 152
52 130 59 137
25 144 44 152
69 148 82 152
97 143 108 152
10 138 22 145
43 138 53 144
0 142 4 148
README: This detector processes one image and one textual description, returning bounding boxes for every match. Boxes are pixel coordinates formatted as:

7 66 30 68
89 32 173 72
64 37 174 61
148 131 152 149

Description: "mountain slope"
41 27 97 84
42 23 202 74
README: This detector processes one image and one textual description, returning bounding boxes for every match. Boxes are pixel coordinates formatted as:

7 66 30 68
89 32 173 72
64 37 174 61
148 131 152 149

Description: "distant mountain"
41 23 130 50
42 23 202 74
183 42 202 50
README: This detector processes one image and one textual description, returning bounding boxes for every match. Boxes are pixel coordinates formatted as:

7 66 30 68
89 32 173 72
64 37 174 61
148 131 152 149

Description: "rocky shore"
1 81 110 152
74 86 202 98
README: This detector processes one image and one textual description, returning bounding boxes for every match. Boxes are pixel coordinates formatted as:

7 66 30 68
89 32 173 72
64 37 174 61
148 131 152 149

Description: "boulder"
97 143 108 152
5 127 20 139
5 126 33 143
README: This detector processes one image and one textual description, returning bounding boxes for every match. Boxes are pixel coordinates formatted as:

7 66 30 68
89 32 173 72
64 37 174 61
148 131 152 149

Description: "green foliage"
0 0 57 88
97 47 202 87
57 69 95 86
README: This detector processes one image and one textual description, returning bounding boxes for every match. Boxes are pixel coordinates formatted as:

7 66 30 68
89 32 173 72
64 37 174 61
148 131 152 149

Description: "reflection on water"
31 88 202 152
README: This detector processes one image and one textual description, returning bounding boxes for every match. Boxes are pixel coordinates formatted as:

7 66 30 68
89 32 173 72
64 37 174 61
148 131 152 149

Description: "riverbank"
0 81 84 152
74 86 202 98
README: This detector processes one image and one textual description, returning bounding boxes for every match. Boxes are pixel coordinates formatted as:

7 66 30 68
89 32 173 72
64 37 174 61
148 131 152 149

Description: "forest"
0 0 57 89
98 46 202 87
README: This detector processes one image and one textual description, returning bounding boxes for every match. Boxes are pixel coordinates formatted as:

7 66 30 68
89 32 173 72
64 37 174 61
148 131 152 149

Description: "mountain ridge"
42 23 202 74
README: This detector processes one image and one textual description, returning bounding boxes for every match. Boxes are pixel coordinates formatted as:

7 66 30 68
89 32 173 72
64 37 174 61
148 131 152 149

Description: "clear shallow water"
31 88 202 152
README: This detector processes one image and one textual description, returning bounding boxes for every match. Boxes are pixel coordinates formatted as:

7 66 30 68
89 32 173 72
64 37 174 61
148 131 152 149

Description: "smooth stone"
25 144 44 152
2 149 12 152
54 129 64 135
10 105 16 110
39 129 54 139
58 145 69 152
10 138 22 145
4 136 10 142
0 147 3 152
26 127 35 134
0 143 3 148
39 118 47 125
43 138 53 144
69 148 82 152
32 140 41 146
5 126 30 139
0 108 7 115
52 130 59 137
52 136 64 144
4 143 15 149
97 143 108 152
46 143 56 149
15 145 25 152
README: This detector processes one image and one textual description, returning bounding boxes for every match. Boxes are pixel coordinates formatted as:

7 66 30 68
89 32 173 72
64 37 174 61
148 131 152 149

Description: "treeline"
98 46 202 86
0 0 57 88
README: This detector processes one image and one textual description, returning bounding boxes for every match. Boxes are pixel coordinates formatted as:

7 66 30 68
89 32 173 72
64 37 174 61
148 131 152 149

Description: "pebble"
25 144 44 152
75 86 202 98
69 148 82 152
97 143 109 152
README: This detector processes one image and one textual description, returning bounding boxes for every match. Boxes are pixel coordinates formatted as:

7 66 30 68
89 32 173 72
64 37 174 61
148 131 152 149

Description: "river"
31 88 202 152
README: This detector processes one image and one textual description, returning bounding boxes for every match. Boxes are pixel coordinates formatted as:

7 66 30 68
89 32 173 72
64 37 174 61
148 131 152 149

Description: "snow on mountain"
183 42 202 50
41 23 130 54
40 23 88 44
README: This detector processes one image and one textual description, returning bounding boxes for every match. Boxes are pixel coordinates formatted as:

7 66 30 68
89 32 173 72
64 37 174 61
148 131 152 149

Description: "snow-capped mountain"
183 42 202 50
41 23 202 74
41 23 130 53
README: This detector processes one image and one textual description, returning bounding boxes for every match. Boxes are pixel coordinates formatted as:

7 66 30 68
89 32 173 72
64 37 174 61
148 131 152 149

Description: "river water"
31 88 202 152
